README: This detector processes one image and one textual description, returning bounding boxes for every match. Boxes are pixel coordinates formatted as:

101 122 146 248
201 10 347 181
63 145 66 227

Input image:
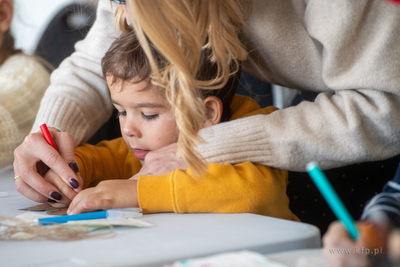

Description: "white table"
0 167 321 267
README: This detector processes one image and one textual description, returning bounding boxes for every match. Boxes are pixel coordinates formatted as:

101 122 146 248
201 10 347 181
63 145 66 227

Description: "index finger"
53 131 83 193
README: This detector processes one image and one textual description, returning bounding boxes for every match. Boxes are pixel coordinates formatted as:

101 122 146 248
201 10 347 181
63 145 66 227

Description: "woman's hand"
130 143 188 180
67 180 138 215
13 128 82 204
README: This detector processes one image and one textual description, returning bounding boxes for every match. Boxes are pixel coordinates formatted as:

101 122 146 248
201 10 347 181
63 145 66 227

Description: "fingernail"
67 209 73 215
47 198 57 203
49 191 62 201
69 162 79 173
69 178 79 189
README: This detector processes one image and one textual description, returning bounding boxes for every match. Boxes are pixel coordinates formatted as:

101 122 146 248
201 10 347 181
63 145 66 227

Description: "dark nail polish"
50 191 62 201
69 178 79 189
69 162 79 173
47 198 57 203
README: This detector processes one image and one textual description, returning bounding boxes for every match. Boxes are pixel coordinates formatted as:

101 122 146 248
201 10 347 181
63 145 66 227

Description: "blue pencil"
37 208 142 225
306 162 359 240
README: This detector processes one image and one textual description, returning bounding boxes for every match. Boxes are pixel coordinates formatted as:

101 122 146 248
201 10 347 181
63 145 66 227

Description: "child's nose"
122 120 142 138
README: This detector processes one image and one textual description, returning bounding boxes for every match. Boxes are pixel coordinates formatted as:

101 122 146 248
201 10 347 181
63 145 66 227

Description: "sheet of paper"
165 251 289 267
67 218 153 228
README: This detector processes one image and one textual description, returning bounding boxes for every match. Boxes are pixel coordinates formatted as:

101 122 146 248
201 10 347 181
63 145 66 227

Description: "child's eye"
116 111 126 118
142 113 159 121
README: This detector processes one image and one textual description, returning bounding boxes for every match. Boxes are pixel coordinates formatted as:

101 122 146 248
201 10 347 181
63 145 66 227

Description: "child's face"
108 77 178 164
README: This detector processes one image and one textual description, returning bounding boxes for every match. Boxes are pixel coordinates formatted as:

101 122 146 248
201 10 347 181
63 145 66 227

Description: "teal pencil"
306 161 359 240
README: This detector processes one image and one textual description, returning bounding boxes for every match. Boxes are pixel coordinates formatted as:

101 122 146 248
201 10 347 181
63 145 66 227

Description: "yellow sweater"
75 95 299 221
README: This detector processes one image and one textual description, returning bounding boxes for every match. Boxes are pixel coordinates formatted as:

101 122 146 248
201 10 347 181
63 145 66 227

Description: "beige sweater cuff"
197 115 272 166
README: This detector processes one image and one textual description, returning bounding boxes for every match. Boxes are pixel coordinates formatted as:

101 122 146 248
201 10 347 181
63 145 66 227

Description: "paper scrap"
20 203 68 215
67 218 153 228
20 203 57 211
46 208 69 215
165 251 289 267
16 212 52 220
0 192 7 197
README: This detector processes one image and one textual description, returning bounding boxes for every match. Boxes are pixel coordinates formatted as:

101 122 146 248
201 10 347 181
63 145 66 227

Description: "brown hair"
0 30 21 59
101 30 240 123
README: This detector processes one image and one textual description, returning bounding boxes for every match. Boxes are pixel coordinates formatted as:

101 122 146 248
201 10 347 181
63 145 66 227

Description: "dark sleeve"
361 163 400 228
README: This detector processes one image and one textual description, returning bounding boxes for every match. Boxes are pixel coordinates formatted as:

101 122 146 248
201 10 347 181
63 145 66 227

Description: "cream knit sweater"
32 0 400 171
1 54 50 169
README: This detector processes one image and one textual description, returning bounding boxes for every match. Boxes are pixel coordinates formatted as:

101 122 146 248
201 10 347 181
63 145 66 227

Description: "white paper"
165 251 289 267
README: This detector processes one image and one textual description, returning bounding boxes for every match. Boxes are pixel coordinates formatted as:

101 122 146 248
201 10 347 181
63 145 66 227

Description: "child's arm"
137 162 298 221
67 161 296 220
74 138 141 189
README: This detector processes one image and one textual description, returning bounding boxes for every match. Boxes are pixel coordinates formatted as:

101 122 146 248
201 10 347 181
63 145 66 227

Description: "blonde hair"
114 5 131 33
118 0 251 176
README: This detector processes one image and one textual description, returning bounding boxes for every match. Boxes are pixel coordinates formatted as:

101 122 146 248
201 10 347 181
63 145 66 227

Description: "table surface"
0 167 321 267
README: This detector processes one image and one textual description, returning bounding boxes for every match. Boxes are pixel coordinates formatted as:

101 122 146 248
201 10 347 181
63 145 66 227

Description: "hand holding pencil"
307 162 389 266
13 123 82 205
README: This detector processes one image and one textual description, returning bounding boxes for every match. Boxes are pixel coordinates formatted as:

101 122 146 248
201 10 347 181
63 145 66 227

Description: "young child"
0 0 50 169
45 30 298 222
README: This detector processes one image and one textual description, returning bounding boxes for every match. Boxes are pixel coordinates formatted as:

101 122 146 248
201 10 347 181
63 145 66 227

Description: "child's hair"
102 30 241 173
111 0 250 176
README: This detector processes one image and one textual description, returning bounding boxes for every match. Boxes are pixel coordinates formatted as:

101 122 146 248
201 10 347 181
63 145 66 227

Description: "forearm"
197 91 400 171
225 1 400 171
138 162 298 220
75 138 141 188
31 1 118 145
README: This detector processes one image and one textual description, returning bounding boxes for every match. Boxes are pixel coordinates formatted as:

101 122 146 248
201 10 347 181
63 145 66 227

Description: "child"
45 30 298 222
0 0 50 169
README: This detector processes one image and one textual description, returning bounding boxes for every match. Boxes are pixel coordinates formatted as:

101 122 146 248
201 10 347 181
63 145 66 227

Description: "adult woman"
13 0 400 206
0 0 50 170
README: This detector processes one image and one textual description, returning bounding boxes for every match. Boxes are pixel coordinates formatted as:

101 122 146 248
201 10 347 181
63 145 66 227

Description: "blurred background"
11 0 95 68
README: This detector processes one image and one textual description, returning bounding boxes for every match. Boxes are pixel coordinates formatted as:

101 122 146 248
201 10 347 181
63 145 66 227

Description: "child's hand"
323 221 368 267
137 143 188 177
67 180 138 215
323 220 389 267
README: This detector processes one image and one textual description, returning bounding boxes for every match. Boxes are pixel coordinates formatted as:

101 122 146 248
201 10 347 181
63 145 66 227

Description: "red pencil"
39 122 58 152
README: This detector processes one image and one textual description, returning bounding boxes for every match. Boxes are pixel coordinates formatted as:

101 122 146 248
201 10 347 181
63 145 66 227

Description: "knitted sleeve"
31 1 119 145
197 1 400 171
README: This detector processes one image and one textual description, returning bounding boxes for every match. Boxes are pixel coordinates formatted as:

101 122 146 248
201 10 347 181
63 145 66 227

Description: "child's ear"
0 0 12 33
203 96 223 128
